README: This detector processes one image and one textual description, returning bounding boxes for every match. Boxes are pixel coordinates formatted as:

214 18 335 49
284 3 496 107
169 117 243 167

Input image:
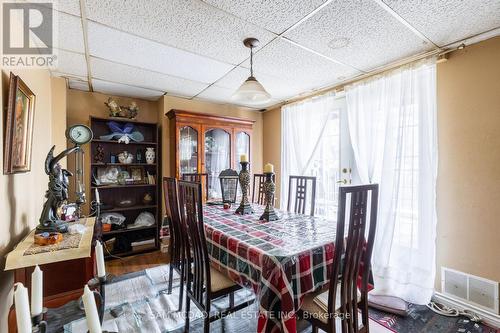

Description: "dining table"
203 203 338 333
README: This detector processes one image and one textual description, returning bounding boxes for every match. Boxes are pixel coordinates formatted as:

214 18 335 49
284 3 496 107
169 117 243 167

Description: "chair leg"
167 263 174 294
229 292 235 308
203 314 210 333
184 295 191 333
312 324 318 333
178 270 184 312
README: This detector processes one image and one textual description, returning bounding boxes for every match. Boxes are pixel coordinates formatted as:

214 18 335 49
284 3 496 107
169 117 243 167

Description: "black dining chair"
178 180 254 333
182 172 209 201
162 177 186 311
252 173 275 205
287 175 317 216
298 184 379 333
219 169 239 203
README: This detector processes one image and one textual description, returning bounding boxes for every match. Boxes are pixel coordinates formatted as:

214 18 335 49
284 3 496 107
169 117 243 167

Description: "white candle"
31 265 43 317
14 283 32 333
95 242 106 278
240 154 248 163
82 285 102 333
95 188 100 204
264 163 274 173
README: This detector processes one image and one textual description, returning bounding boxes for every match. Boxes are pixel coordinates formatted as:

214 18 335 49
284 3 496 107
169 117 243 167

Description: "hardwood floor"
105 250 170 276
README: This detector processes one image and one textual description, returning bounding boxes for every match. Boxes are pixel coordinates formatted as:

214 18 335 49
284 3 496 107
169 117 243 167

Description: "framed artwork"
130 166 145 183
3 73 36 174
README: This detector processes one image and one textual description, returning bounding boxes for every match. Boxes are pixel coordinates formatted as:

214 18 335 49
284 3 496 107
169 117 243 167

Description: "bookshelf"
90 116 161 259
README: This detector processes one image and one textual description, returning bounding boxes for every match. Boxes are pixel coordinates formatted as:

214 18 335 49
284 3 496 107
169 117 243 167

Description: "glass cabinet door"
204 129 230 200
235 131 250 171
179 126 198 175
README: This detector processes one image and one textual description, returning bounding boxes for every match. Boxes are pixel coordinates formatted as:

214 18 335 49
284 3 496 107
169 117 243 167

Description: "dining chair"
181 172 209 201
252 173 275 204
287 175 317 216
298 184 379 333
162 177 186 311
177 180 254 333
219 169 239 203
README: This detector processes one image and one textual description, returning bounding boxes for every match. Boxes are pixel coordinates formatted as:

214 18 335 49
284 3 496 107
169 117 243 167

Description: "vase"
145 147 155 164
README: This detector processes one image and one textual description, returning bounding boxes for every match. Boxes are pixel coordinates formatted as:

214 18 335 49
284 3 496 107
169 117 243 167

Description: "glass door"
204 128 231 200
179 125 199 176
304 95 353 218
235 131 250 171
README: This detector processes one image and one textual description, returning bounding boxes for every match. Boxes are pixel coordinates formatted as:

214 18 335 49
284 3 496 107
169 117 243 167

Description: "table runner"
203 204 337 333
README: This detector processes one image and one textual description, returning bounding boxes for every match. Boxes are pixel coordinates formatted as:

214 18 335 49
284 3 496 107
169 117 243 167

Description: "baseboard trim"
432 292 500 329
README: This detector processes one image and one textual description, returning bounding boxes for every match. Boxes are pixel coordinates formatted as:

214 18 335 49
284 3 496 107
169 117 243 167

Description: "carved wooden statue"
37 145 80 234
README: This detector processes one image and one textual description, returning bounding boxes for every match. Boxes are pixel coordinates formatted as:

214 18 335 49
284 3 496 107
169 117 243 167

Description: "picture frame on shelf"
3 73 36 174
130 166 145 184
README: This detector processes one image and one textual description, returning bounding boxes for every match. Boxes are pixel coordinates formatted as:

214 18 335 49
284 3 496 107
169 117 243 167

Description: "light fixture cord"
250 46 254 77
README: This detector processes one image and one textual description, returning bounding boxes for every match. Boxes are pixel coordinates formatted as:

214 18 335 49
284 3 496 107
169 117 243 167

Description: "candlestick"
82 285 102 333
235 161 254 215
239 154 248 163
31 266 43 317
259 172 279 222
263 163 274 173
95 242 106 278
14 283 32 333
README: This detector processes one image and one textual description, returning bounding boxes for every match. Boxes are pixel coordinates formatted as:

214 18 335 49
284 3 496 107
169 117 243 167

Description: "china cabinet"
167 110 254 200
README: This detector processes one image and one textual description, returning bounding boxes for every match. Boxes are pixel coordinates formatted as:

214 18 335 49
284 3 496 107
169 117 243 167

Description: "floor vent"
442 267 499 315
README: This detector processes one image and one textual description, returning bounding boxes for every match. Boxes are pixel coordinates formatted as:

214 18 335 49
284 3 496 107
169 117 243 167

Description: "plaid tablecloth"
203 204 337 333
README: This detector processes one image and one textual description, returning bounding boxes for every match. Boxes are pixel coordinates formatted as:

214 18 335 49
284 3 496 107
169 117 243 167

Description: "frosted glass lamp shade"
232 76 271 105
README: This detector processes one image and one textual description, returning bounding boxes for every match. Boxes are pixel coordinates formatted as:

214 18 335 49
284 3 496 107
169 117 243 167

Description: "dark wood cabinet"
167 110 254 200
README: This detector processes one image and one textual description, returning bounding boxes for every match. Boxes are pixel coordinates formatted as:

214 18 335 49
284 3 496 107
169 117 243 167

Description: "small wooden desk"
6 218 97 333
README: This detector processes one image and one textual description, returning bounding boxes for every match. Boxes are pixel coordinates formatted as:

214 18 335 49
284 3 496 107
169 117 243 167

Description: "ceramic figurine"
145 147 155 164
118 151 134 164
105 97 122 117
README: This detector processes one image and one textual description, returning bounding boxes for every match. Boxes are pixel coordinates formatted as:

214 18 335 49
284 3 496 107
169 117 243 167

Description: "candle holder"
31 308 48 333
86 274 114 324
235 161 254 215
259 172 279 222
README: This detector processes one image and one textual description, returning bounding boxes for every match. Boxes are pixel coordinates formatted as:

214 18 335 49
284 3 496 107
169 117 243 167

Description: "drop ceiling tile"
54 12 85 53
215 66 306 100
242 38 360 93
383 0 500 46
196 85 281 108
201 0 328 34
92 79 164 100
13 0 81 16
68 79 90 91
85 0 276 65
91 57 209 98
87 22 233 84
53 49 87 77
285 0 433 71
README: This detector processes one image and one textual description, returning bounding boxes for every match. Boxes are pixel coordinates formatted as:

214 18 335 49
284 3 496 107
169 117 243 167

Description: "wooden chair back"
177 180 210 308
252 173 275 205
287 175 317 216
182 173 209 201
162 177 184 268
328 184 379 333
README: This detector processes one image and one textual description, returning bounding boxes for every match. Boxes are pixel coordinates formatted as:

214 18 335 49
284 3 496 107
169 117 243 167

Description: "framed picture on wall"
3 73 36 174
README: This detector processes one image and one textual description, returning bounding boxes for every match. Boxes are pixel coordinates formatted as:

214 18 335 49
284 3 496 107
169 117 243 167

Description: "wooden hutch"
167 110 254 200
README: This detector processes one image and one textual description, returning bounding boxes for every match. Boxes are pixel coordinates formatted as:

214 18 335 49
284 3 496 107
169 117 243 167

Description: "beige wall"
262 37 500 290
0 70 66 332
262 107 282 207
435 36 500 289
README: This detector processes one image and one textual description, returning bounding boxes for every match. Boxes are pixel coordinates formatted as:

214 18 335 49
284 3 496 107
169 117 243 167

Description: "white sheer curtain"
280 92 339 214
346 59 438 304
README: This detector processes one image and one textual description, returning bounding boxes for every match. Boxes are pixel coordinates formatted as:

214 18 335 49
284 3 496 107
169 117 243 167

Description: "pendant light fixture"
232 38 271 105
